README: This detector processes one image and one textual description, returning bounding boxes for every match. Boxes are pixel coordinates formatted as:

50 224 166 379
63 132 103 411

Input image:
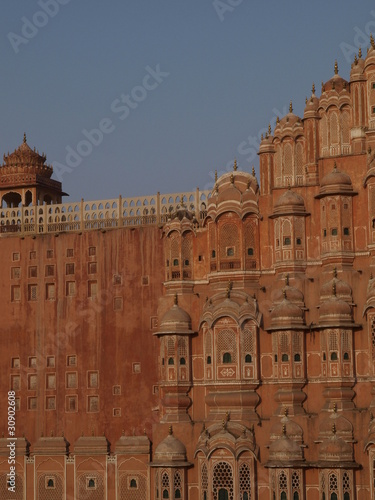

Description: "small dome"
350 51 365 80
364 38 375 72
322 62 349 93
319 295 352 325
320 273 352 302
321 165 352 188
272 285 304 306
304 91 319 117
271 295 304 328
154 429 188 466
157 297 193 335
270 416 303 444
268 435 303 462
272 189 306 217
319 412 353 441
217 182 241 205
1 134 53 178
319 433 353 463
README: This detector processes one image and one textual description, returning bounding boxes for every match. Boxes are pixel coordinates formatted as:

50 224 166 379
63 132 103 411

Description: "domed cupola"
319 282 353 327
364 34 375 72
207 162 260 220
303 83 319 119
350 47 365 82
272 274 305 309
320 268 353 304
318 425 355 466
153 426 190 467
269 408 304 445
0 134 66 207
318 404 354 443
318 163 354 197
272 187 306 217
267 424 304 465
273 101 303 140
269 290 304 330
321 60 349 95
157 295 193 336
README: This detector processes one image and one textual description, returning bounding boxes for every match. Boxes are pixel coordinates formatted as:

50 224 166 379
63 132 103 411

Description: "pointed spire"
358 46 362 58
289 100 293 113
354 54 358 65
23 133 27 144
233 158 237 171
284 406 289 417
230 173 234 184
174 294 178 306
215 169 218 182
222 419 226 430
332 423 336 435
334 60 338 75
321 81 325 93
252 166 256 176
169 425 173 435
268 123 271 135
282 424 286 436
371 33 375 49
276 116 280 124
312 82 315 95
305 97 308 105
333 402 337 413
261 133 264 141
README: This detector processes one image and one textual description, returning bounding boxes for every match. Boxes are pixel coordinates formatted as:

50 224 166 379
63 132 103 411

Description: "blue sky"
0 1 374 202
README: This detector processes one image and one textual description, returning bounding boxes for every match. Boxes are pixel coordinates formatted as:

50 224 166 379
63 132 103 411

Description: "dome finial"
354 54 358 65
23 133 27 144
268 123 271 135
332 423 336 435
282 289 287 299
305 97 308 105
321 81 325 94
252 165 256 176
333 402 337 413
215 169 218 182
276 116 280 124
371 33 375 48
230 173 234 184
333 266 337 278
169 425 173 435
358 46 362 58
174 294 178 306
312 82 315 94
284 406 289 417
289 100 293 113
332 281 337 296
333 161 337 171
285 273 289 286
261 133 264 141
233 158 237 171
334 60 338 75
282 424 286 436
222 419 227 430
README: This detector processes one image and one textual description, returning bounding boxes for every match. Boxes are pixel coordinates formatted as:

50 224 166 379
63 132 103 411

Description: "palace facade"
2 39 375 500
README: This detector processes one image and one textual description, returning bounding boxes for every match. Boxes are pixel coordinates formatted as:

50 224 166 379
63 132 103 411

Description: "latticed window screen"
239 463 251 499
294 218 304 241
274 220 280 248
295 142 304 178
120 474 147 500
182 235 192 265
0 474 23 500
371 315 375 361
167 338 175 357
161 472 170 499
341 110 351 144
341 331 351 352
283 143 293 176
212 462 234 500
209 223 217 255
282 219 292 240
171 236 179 261
78 473 104 500
219 224 239 258
280 333 289 354
328 198 338 228
174 471 182 498
278 470 288 495
329 330 339 352
321 114 328 149
275 146 282 186
329 472 338 494
293 332 302 355
342 472 351 497
38 474 63 500
178 338 187 358
205 330 212 357
291 470 301 497
341 197 352 229
201 463 208 497
216 329 237 363
330 112 339 144
242 328 255 356
244 223 256 253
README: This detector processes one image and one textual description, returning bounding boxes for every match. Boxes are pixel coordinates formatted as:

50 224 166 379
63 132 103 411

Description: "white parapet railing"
0 189 210 236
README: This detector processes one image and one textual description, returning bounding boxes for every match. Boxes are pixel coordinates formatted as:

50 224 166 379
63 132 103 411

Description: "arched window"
293 493 299 500
281 492 287 500
343 352 349 360
130 479 137 488
219 488 229 500
294 353 301 362
175 489 181 498
173 259 179 266
180 357 186 365
47 478 54 488
223 352 232 363
207 356 211 364
281 354 289 362
163 490 169 498
88 478 95 488
168 357 174 365
330 352 338 361
245 354 252 363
